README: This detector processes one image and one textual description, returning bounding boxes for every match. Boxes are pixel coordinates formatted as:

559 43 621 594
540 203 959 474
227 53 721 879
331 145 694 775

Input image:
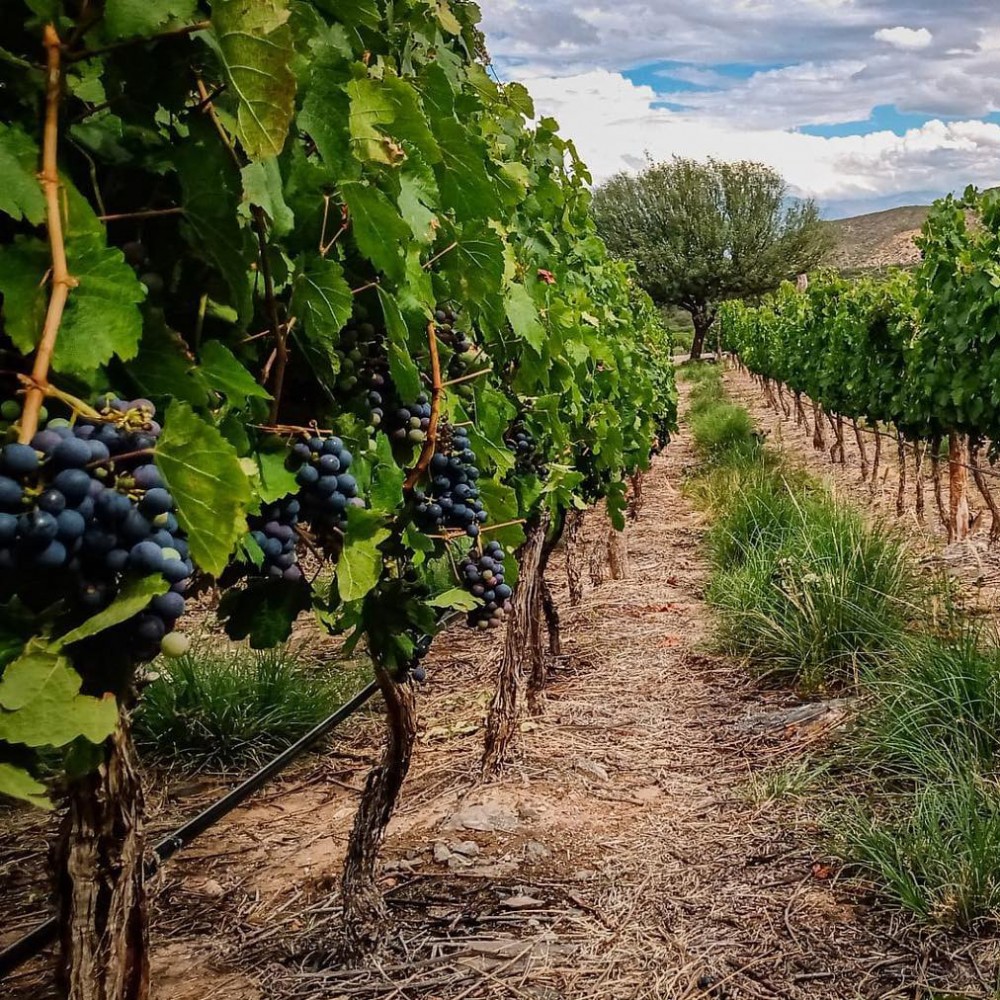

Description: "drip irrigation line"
0 679 380 978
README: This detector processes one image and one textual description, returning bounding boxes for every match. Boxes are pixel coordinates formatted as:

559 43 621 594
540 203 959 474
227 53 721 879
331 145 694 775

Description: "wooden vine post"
483 509 551 776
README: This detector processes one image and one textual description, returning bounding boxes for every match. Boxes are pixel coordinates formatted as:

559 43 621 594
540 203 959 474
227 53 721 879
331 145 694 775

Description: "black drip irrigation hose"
0 679 380 979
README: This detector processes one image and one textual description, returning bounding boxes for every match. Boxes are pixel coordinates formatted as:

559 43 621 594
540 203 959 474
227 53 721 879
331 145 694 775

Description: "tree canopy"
591 157 832 358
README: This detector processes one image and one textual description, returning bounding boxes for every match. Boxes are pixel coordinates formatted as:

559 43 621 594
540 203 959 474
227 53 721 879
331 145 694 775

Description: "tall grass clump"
135 644 366 772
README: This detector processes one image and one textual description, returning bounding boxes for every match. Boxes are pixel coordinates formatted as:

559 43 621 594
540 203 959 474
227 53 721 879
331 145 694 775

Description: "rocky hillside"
825 204 929 273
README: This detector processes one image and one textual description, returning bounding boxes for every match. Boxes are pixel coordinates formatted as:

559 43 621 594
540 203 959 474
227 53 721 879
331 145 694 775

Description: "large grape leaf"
337 508 390 603
176 124 253 324
347 75 440 166
297 43 355 179
241 158 295 237
102 0 199 39
0 641 118 748
368 433 405 516
434 119 500 222
341 181 410 281
127 312 213 408
57 575 169 648
200 340 272 411
442 225 505 304
398 156 440 244
255 442 299 503
0 236 49 353
54 237 147 374
376 288 422 400
476 478 525 550
0 762 50 809
0 124 45 224
505 282 546 355
156 402 253 575
218 578 311 649
289 254 352 377
209 0 296 160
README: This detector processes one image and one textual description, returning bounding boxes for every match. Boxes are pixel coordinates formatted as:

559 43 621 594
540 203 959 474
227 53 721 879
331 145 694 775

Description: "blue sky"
479 2 1000 217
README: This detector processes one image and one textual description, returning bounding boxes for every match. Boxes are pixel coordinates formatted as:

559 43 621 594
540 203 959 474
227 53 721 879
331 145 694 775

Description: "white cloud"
873 26 934 50
521 70 1000 209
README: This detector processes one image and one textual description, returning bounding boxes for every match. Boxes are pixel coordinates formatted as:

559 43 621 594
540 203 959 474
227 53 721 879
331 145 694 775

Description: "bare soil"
3 381 999 999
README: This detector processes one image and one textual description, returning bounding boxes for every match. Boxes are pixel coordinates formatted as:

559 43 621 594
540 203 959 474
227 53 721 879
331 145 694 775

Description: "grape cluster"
389 395 432 445
0 398 193 661
506 420 547 476
460 541 513 629
335 319 390 430
434 306 472 354
413 424 487 538
248 495 303 582
289 436 362 539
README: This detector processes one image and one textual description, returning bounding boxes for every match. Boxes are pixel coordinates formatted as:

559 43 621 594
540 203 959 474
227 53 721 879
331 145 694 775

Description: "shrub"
135 645 367 771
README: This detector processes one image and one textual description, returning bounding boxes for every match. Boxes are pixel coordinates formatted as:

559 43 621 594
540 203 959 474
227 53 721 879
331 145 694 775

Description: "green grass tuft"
135 644 368 772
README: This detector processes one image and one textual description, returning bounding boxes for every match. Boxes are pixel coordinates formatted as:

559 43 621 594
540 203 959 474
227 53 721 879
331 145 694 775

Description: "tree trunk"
852 420 870 482
565 508 585 607
812 401 826 451
608 522 628 581
913 439 926 524
896 430 907 517
540 578 562 659
341 666 417 963
483 511 550 776
794 392 807 427
776 382 791 419
949 432 971 543
970 441 1000 547
528 527 560 712
930 436 949 537
57 714 149 1000
628 470 644 522
689 308 712 361
871 424 882 497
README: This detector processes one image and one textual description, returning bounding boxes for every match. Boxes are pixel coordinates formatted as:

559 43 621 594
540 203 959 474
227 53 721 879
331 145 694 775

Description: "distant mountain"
824 204 929 274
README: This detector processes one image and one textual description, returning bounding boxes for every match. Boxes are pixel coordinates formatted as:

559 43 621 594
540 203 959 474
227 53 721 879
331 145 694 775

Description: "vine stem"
404 323 442 491
20 25 75 446
441 366 492 389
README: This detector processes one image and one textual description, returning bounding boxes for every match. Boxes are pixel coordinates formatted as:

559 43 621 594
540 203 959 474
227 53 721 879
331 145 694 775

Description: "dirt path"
3 390 987 999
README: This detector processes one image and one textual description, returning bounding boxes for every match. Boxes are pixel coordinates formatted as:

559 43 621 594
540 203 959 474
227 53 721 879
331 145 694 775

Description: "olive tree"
591 158 831 359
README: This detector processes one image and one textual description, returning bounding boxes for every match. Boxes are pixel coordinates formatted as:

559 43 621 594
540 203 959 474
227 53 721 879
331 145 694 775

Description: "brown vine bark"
913 439 926 524
776 382 791 419
930 436 949 537
794 392 807 427
528 529 561 711
871 424 882 497
627 470 645 522
57 713 148 1000
949 432 971 543
565 508 585 607
970 441 1000 546
540 578 562 659
341 666 418 963
483 512 550 776
812 401 826 451
852 420 870 482
896 430 907 517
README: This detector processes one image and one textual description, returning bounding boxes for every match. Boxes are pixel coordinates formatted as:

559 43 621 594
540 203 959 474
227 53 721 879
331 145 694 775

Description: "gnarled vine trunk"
930 436 949 536
341 667 417 963
871 424 882 496
565 508 585 607
628 470 645 522
896 430 908 517
949 432 971 543
529 529 563 709
852 420 870 482
607 522 628 581
812 402 826 451
794 392 807 427
483 511 550 775
57 713 148 1000
970 440 1000 546
913 439 926 524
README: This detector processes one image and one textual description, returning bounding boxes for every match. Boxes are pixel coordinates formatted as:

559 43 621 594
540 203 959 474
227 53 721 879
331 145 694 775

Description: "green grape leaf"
208 0 297 160
200 340 272 411
0 640 118 748
337 508 390 603
477 478 525 550
504 82 535 119
297 44 354 179
102 0 198 39
434 119 500 222
176 123 253 324
156 401 253 575
341 181 410 281
398 155 440 243
434 0 462 34
218 578 312 649
377 287 423 400
127 312 213 408
255 444 299 503
505 282 545 354
347 74 440 165
0 236 49 354
289 253 353 374
443 225 504 304
53 237 146 375
368 433 405 515
0 124 45 224
0 761 51 809
240 157 295 236
57 575 169 648
428 587 479 611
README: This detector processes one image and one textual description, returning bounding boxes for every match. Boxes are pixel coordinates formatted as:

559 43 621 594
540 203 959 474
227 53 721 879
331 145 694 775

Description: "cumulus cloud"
480 2 1000 212
874 26 933 50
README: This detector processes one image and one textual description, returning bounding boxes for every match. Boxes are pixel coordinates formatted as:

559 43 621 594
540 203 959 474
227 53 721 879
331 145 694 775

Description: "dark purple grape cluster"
289 435 362 538
460 541 513 630
389 394 432 445
335 319 390 430
506 420 547 476
413 424 486 538
0 398 193 660
248 495 303 582
434 305 472 354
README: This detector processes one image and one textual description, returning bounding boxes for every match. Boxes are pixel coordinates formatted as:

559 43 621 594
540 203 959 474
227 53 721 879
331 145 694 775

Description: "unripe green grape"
1 401 20 421
160 632 190 658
